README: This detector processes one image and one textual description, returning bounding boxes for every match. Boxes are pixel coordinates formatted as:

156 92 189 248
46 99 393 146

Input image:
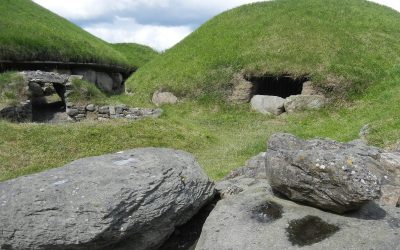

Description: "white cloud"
369 0 400 12
85 17 192 51
32 0 400 51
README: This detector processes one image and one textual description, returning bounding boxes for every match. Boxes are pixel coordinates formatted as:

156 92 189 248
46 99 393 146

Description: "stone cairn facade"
0 71 162 123
66 103 162 122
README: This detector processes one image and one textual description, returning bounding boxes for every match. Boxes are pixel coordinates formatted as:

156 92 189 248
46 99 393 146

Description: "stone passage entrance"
229 73 309 103
247 75 308 99
31 82 67 123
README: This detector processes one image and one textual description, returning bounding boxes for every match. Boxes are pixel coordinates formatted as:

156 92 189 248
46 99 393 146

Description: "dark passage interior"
247 75 308 98
31 83 67 123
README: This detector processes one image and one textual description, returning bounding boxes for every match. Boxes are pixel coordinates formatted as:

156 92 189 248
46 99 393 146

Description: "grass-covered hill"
127 0 400 101
111 43 159 68
1 0 400 182
0 0 156 69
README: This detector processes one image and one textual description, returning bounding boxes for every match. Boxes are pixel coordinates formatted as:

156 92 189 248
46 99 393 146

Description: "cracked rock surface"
0 148 215 250
265 133 383 213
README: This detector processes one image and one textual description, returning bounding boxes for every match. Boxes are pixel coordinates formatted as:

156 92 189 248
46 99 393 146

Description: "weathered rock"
225 152 266 180
68 75 84 82
265 133 382 213
86 104 96 112
196 179 400 250
96 72 114 93
28 81 44 97
229 74 253 103
66 108 79 117
0 148 215 250
284 95 326 113
72 69 97 84
301 81 318 95
152 91 178 106
250 95 285 115
22 70 69 84
378 152 400 206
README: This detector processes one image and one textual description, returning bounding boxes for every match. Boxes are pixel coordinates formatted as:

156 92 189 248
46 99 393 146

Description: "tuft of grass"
127 0 400 103
69 79 106 104
0 72 27 108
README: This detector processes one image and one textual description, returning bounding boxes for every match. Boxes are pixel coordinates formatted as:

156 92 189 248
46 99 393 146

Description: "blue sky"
32 0 400 51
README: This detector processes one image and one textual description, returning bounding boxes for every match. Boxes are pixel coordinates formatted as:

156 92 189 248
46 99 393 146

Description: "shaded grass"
69 78 107 104
0 72 26 108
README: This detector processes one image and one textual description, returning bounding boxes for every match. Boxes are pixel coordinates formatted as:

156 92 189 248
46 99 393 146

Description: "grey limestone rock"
225 152 266 180
284 95 326 113
265 133 383 213
196 179 400 250
0 148 215 250
152 91 178 106
96 72 114 93
22 70 69 85
250 95 285 115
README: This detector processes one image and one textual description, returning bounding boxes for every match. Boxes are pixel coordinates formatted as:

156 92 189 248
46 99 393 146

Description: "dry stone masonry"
0 71 163 123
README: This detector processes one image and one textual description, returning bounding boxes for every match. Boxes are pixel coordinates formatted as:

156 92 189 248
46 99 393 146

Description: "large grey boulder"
265 133 383 213
284 95 326 113
72 69 97 84
196 179 400 250
0 148 215 250
152 91 178 106
21 71 69 85
96 72 114 93
251 95 285 115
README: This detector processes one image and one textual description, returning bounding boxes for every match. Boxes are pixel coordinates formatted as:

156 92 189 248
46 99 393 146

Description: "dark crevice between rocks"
246 74 308 98
159 194 220 250
31 83 67 123
250 201 283 223
287 215 340 247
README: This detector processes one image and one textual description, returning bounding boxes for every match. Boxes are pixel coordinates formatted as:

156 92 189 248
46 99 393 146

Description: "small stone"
66 108 79 117
86 104 96 112
152 91 178 106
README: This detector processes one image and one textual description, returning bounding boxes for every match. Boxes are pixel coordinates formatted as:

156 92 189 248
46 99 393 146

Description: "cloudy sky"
32 0 400 51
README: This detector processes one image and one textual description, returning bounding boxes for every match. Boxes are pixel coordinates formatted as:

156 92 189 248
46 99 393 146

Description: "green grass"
0 0 155 69
127 0 400 103
1 0 400 182
69 78 107 104
0 72 26 108
2 72 400 182
111 43 159 68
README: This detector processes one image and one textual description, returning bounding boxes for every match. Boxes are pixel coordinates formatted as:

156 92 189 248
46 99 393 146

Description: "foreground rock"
152 91 178 106
266 133 383 213
0 148 215 250
196 179 400 250
284 95 326 113
251 95 285 115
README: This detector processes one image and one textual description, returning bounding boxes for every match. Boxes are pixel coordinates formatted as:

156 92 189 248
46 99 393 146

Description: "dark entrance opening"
31 83 68 123
246 75 308 99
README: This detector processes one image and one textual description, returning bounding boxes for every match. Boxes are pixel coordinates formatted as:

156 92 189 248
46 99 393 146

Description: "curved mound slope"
111 43 159 68
0 0 133 68
128 0 400 100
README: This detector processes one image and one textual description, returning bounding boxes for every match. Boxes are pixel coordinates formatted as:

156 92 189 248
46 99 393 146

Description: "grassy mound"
111 43 159 68
0 0 149 69
127 0 400 101
2 0 400 182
